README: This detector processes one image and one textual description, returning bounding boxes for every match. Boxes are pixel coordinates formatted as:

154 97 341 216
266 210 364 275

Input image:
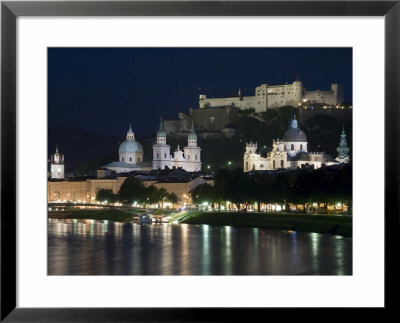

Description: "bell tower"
184 122 201 172
152 118 171 170
50 145 65 179
336 126 350 163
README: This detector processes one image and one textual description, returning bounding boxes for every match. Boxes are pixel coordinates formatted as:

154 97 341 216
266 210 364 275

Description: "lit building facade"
153 120 201 172
48 173 208 205
199 79 343 112
50 146 65 179
244 117 347 172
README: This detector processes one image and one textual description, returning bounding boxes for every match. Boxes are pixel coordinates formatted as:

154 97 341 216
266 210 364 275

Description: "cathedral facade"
153 120 201 172
243 117 350 172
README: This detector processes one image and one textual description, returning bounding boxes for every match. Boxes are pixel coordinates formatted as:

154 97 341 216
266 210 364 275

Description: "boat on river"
138 214 153 224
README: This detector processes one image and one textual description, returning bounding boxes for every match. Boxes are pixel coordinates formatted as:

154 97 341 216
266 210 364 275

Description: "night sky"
48 48 352 138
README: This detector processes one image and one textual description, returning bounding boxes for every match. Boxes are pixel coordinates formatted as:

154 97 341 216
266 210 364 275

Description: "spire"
55 145 59 154
290 115 298 129
126 123 135 140
188 121 197 142
337 126 350 159
238 86 241 97
159 118 165 132
157 117 167 138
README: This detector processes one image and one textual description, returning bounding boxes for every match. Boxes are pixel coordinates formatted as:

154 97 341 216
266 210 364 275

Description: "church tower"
50 145 65 179
183 122 201 172
336 126 350 163
152 118 171 170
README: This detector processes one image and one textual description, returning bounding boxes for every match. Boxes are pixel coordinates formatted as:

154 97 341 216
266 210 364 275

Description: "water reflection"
48 219 352 275
202 225 211 275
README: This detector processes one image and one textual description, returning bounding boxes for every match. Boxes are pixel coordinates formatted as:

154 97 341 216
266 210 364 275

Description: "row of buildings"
48 168 212 205
49 115 350 203
49 122 205 204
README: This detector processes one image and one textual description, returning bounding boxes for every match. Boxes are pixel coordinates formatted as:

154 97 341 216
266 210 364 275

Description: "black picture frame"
1 1 398 321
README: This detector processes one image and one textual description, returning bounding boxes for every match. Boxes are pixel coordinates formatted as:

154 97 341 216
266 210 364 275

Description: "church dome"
119 140 143 154
118 124 143 154
283 117 307 142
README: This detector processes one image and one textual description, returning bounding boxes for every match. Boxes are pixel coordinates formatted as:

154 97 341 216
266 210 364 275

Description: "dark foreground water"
48 219 352 275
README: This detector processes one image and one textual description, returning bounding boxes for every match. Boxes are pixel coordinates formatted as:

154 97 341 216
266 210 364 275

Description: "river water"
48 219 352 275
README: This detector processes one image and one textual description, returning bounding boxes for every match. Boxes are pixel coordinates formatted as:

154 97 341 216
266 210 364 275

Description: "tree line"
192 164 352 213
96 177 178 208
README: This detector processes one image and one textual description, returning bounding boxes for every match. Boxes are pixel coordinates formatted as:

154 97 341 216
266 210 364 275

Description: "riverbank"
180 211 352 237
48 209 138 222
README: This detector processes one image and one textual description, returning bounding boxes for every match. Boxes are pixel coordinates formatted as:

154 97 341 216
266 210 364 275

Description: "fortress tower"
50 145 65 179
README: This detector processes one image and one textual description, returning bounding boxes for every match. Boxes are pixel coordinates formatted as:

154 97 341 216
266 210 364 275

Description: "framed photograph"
1 0 398 321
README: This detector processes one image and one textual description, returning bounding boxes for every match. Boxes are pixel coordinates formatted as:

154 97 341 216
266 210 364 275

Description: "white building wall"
200 80 342 111
263 81 303 108
51 163 64 179
152 144 171 170
183 146 202 172
285 141 308 157
199 95 266 113
304 84 343 105
119 152 143 164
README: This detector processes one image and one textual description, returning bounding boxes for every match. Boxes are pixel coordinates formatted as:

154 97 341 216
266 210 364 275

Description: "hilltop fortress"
164 79 345 138
199 80 343 112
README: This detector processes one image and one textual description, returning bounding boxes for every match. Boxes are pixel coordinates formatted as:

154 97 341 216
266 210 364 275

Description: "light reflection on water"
48 219 352 275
